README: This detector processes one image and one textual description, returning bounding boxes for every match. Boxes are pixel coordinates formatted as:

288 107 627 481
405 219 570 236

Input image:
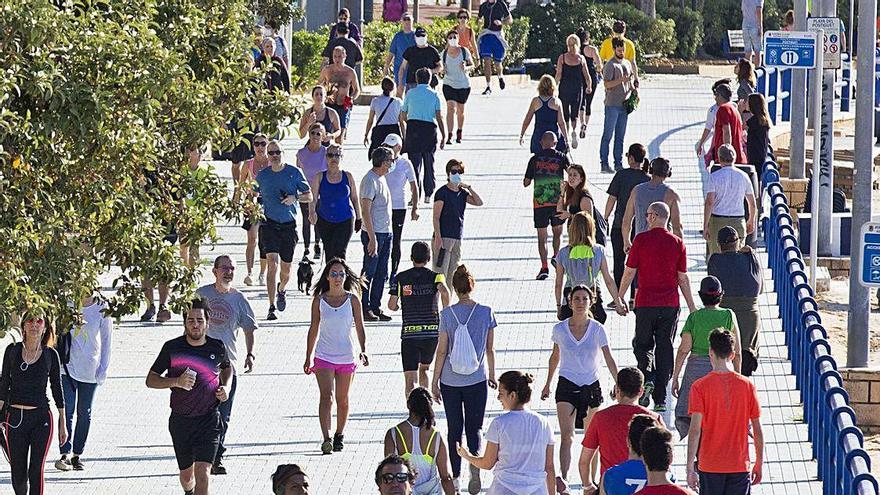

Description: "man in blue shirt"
401 68 446 200
385 13 416 87
602 414 668 495
255 140 312 321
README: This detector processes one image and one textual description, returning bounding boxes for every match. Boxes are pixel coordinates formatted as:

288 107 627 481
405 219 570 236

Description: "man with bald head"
618 201 696 413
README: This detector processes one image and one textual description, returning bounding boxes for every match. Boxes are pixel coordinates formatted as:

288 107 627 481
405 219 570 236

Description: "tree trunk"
640 0 656 18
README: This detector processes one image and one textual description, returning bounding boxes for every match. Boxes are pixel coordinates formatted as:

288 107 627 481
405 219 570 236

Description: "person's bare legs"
404 371 418 399
158 284 170 306
583 407 599 482
556 402 576 479
179 465 195 494
418 363 430 389
446 100 456 140
315 368 335 440
334 371 355 436
266 254 279 302
232 162 242 185
482 57 493 87
551 224 563 258
143 279 155 308
456 102 465 138
278 261 292 291
537 227 549 264
192 462 211 495
246 224 259 277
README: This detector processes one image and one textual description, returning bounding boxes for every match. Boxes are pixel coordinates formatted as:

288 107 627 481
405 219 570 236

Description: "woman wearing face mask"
238 132 272 286
298 86 341 146
432 160 483 290
520 75 569 155
0 310 68 495
397 27 443 95
441 30 474 145
457 371 556 495
309 144 362 262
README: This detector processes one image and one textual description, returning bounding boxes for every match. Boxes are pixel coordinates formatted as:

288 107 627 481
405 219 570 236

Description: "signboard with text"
858 222 880 288
763 31 818 69
807 17 842 69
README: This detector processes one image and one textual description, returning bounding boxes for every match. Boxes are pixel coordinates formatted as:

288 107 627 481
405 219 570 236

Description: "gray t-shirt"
741 0 764 30
195 284 258 370
633 181 671 234
359 169 392 233
441 48 472 89
555 244 605 288
439 303 497 387
602 57 633 108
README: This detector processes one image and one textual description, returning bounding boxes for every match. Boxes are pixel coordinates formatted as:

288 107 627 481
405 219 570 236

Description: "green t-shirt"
681 307 735 356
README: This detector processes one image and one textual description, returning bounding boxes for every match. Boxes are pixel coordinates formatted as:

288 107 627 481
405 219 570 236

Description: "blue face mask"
450 173 462 185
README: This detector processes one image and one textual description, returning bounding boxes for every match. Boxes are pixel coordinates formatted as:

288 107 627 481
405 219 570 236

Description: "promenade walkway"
0 74 823 493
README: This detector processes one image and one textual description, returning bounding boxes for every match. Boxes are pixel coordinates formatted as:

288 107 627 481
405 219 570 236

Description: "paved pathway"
1 75 823 494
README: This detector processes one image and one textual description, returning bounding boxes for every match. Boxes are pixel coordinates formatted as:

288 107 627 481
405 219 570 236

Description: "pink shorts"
312 357 357 374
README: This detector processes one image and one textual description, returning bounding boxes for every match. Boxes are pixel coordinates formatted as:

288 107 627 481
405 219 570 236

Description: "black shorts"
401 337 439 372
442 85 471 104
169 411 221 471
555 376 603 429
534 206 565 229
259 220 298 263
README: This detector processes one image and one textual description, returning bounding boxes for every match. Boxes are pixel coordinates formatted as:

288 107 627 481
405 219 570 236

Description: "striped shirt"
396 267 445 339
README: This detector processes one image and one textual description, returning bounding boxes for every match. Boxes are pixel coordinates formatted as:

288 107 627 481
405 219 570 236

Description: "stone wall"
841 368 880 433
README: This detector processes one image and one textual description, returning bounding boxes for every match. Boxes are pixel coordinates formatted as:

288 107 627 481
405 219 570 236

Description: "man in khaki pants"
432 159 483 288
703 144 756 255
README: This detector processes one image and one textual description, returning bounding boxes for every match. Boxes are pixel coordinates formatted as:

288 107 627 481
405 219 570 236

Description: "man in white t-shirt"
703 144 756 255
380 134 420 290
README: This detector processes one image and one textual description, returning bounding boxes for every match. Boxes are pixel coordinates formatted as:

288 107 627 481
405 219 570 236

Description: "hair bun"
524 373 534 384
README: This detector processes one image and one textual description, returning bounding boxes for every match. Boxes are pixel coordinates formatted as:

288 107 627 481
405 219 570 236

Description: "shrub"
657 5 703 59
362 20 401 85
289 28 327 92
514 1 613 61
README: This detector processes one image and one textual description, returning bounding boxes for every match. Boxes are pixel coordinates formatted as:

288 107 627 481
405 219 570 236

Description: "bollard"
841 53 851 112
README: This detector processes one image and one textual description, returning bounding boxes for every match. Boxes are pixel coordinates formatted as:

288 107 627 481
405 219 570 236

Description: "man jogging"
195 255 258 475
476 0 513 95
524 131 569 280
146 298 232 495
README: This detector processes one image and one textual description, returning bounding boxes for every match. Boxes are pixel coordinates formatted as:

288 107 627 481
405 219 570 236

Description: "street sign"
764 31 818 69
858 222 880 288
807 17 842 69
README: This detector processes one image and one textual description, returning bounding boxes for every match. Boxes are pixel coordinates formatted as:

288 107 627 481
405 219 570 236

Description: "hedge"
657 5 703 59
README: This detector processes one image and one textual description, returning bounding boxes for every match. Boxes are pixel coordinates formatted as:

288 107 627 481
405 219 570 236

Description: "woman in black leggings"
554 34 592 150
576 27 602 138
0 311 67 495
308 144 362 262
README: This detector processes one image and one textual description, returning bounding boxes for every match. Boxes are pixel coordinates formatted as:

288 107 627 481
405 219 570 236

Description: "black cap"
336 22 348 34
414 26 427 37
717 225 739 245
699 276 723 296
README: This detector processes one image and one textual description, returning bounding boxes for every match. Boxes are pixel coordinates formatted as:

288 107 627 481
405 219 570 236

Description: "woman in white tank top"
304 258 369 455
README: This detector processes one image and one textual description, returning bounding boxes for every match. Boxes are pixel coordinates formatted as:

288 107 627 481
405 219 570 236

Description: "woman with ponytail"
458 370 556 495
384 387 455 494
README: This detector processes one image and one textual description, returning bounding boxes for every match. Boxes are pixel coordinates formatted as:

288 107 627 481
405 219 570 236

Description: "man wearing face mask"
397 27 443 95
432 159 484 290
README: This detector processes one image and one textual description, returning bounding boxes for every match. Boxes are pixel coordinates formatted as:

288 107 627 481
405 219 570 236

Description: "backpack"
448 304 480 375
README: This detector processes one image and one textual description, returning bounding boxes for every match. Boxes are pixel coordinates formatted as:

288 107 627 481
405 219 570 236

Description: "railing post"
768 67 779 125
782 67 792 121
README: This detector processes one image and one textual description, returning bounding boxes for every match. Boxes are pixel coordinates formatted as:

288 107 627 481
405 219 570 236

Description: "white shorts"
743 27 762 54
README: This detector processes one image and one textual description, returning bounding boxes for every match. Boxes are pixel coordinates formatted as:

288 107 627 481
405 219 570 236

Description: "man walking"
524 131 569 280
398 27 442 94
322 23 363 69
686 329 764 494
146 298 232 495
600 38 635 173
621 158 683 254
195 255 258 475
703 144 757 255
385 13 416 87
742 0 764 67
319 46 361 144
432 159 483 289
388 241 450 397
382 134 420 289
476 0 513 94
401 68 446 201
604 146 649 304
710 82 746 164
618 202 696 411
361 146 396 322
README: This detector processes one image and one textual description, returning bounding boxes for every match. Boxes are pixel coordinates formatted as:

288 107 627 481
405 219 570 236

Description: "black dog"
297 257 315 295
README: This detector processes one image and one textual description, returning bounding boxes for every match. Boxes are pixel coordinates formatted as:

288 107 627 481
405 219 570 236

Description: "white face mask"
448 38 459 48
415 36 428 47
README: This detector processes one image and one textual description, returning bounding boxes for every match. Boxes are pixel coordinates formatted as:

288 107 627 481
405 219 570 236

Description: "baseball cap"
382 134 403 147
717 225 740 245
699 276 723 295
414 27 427 37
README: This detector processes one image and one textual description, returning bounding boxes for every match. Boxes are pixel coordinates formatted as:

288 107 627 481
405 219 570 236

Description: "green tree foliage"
514 1 614 60
657 5 704 59
0 0 297 334
251 0 304 30
289 27 330 92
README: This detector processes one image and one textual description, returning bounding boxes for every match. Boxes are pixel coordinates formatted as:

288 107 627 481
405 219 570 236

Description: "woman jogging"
0 310 68 495
458 371 556 495
553 212 622 323
303 258 369 454
308 144 361 261
541 285 618 492
442 29 475 145
384 387 456 494
576 28 602 139
431 265 497 494
238 132 271 286
298 86 341 146
520 75 569 154
555 34 592 150
297 125 329 260
364 77 406 160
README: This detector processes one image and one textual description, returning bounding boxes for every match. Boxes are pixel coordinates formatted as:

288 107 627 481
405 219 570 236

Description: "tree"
0 0 298 335
640 0 657 18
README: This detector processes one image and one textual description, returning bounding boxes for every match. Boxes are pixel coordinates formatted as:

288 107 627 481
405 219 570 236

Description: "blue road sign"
764 31 818 69
859 225 880 288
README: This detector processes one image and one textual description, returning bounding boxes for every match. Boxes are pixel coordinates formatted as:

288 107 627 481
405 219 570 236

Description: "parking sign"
807 17 842 69
764 31 818 69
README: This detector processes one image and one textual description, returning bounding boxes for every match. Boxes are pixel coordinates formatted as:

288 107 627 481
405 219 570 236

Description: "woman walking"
384 387 456 494
454 9 477 57
238 132 271 286
308 144 361 261
553 212 622 323
431 265 497 494
298 86 341 146
442 29 475 145
745 93 771 176
303 258 369 454
55 295 112 472
0 310 68 495
576 28 602 139
364 77 406 160
541 285 618 492
555 34 592 150
520 75 569 154
458 371 556 495
556 164 594 224
297 125 329 260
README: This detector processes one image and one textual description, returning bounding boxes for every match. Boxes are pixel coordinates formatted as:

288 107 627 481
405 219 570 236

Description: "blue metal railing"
760 161 879 495
755 53 853 124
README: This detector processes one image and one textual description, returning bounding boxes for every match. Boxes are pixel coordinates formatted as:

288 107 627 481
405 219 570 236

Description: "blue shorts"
327 103 351 129
479 35 505 62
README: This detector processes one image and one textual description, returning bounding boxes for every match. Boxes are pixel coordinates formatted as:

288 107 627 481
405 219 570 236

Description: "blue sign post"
858 222 880 287
764 31 818 69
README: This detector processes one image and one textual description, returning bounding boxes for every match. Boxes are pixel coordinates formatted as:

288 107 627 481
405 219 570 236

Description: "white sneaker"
257 273 265 285
243 274 253 286
55 457 72 471
452 477 461 492
571 131 579 149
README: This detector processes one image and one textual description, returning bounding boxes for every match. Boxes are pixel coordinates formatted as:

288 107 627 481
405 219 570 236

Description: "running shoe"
653 403 667 413
267 306 278 321
468 463 481 494
376 310 392 322
70 456 84 471
333 433 345 452
257 273 265 285
639 381 654 408
321 438 333 455
139 305 156 322
363 310 380 322
571 132 578 149
211 460 226 475
498 77 506 90
55 456 72 471
314 243 321 260
456 129 463 143
156 305 172 323
482 87 492 95
185 490 194 495
243 274 253 286
600 165 614 174
276 285 287 312
536 267 549 280
580 124 587 139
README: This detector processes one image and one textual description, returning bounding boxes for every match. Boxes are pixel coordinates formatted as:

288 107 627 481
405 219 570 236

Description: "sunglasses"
268 150 282 156
450 169 463 174
380 473 413 484
327 153 343 158
330 270 346 278
254 141 267 147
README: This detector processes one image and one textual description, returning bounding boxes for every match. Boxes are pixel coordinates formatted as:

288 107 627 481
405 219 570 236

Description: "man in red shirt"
578 367 663 491
634 427 696 494
618 201 696 412
710 83 746 164
686 329 764 494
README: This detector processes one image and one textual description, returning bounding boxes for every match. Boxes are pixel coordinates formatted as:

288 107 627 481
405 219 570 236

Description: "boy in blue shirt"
602 414 663 495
